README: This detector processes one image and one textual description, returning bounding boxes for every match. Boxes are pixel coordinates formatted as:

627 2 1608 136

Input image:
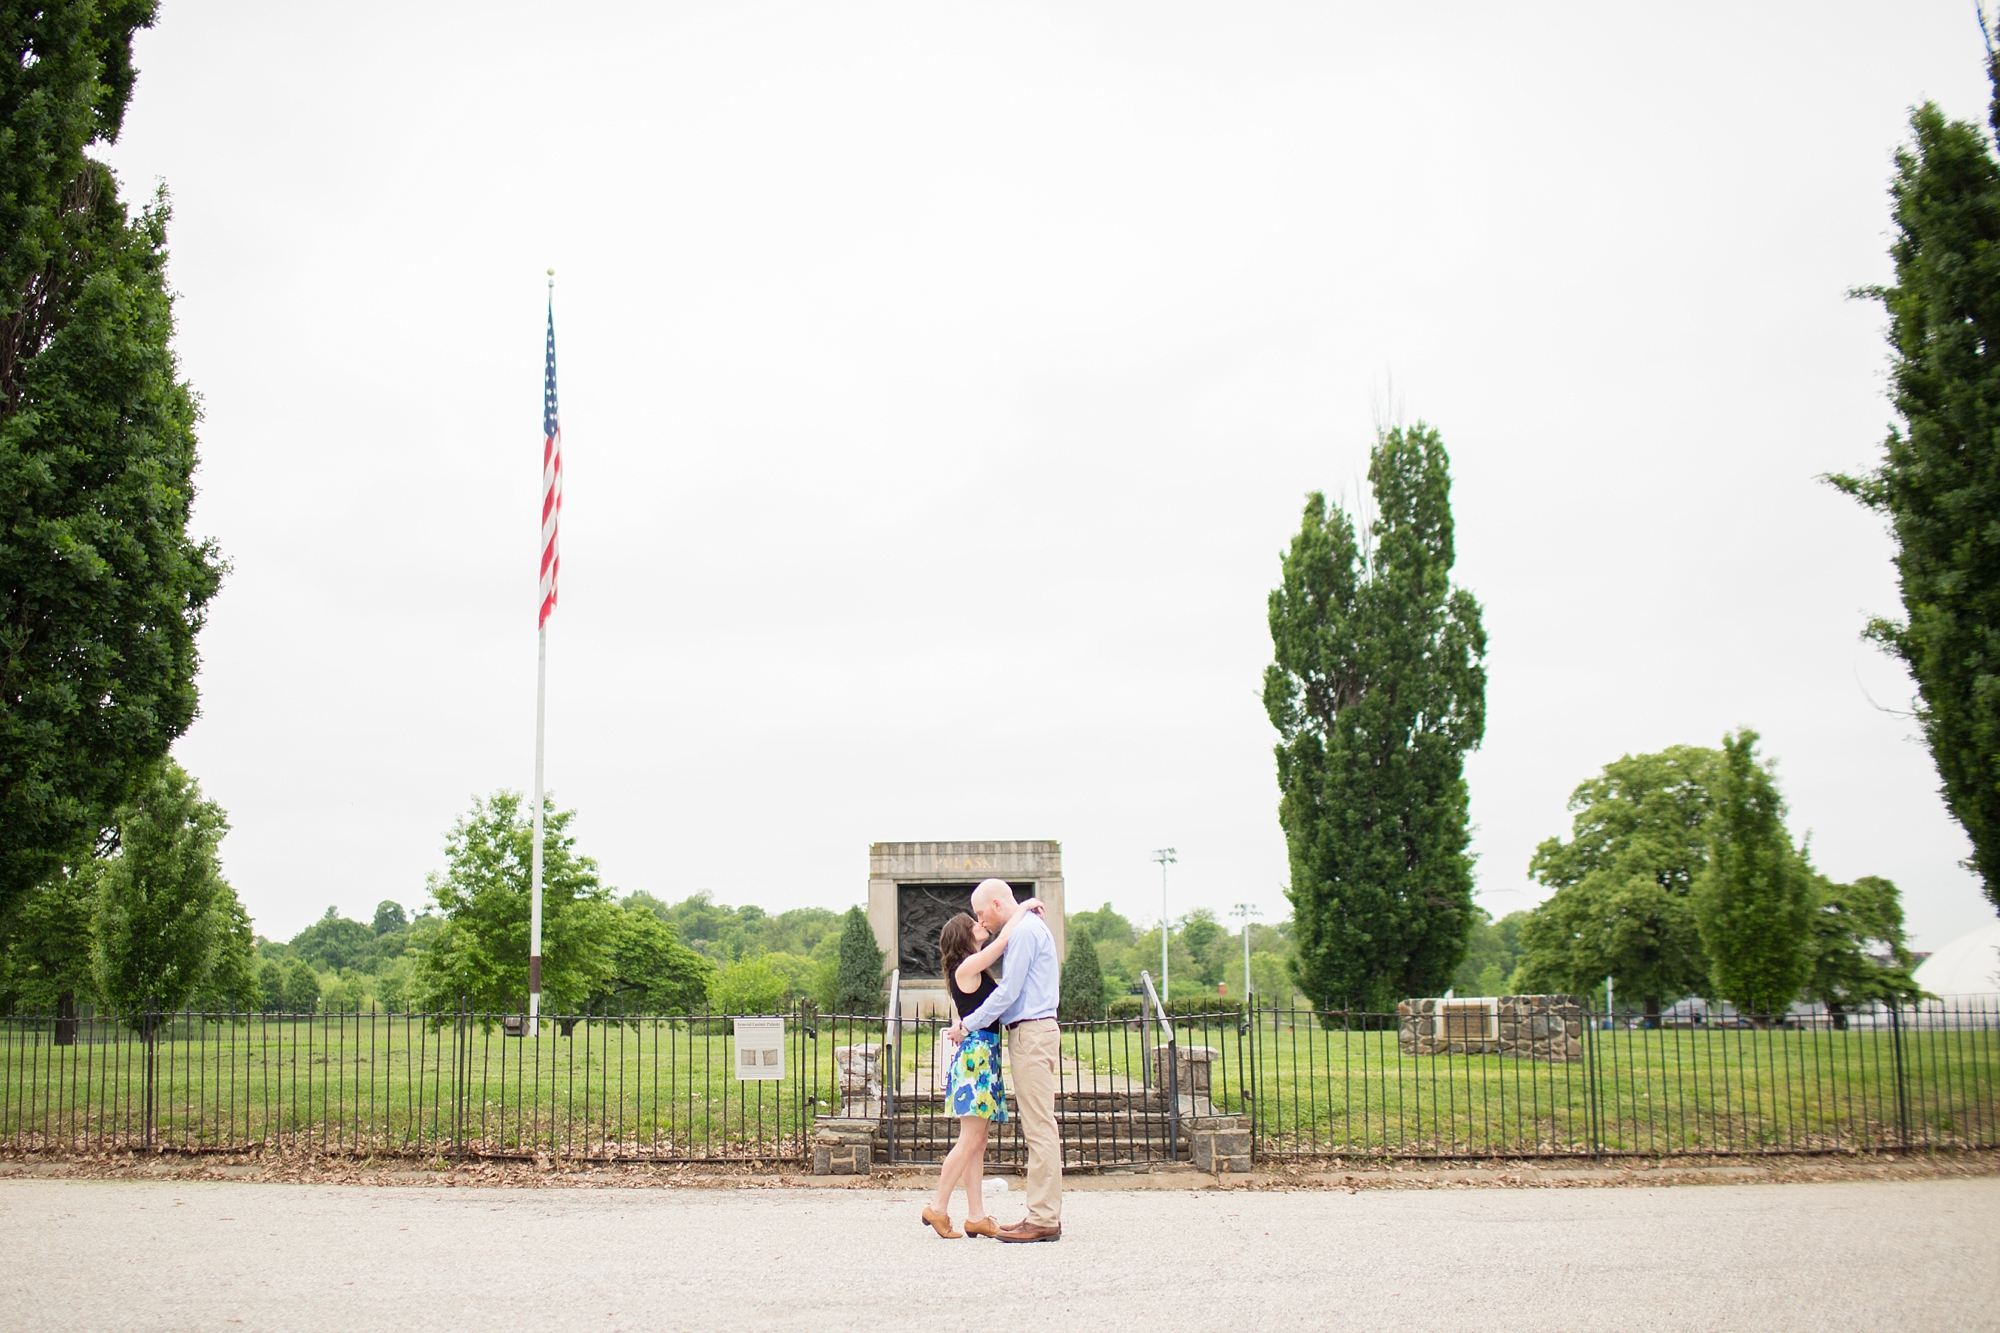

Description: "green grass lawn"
4 1010 1994 1161
1196 1013 2000 1156
0 1013 886 1160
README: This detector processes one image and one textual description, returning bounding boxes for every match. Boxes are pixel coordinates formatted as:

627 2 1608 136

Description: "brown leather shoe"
963 1216 1001 1238
996 1220 1061 1243
921 1206 962 1238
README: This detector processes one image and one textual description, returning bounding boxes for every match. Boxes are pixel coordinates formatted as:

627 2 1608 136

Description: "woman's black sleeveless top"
948 967 1000 1035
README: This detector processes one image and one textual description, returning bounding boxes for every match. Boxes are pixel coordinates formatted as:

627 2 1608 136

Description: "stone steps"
810 1112 1251 1176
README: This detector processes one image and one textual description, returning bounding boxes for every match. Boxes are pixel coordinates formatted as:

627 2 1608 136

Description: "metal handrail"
1140 971 1181 1162
885 969 900 1164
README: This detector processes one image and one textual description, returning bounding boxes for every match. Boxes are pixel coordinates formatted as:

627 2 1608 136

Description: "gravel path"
2 1176 1995 1331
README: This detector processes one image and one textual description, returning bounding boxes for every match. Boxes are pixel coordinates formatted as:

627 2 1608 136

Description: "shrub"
1104 993 1240 1021
1166 995 1242 1018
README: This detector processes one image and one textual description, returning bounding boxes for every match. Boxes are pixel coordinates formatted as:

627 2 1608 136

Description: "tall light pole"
1231 902 1261 1002
1153 848 1177 996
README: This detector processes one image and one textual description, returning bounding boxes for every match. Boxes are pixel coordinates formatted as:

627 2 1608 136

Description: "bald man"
951 877 1062 1241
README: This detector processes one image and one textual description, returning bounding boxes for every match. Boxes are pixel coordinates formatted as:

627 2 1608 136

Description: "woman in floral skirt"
921 902 1039 1238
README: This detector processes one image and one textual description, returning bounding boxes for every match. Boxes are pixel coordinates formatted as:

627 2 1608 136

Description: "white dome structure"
1913 922 2000 997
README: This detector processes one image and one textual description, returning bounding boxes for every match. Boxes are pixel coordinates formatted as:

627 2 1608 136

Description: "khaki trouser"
1007 1018 1062 1226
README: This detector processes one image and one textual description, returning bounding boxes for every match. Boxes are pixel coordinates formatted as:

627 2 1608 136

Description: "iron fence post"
452 994 466 1163
1583 999 1603 1158
1889 1001 1910 1150
143 998 157 1154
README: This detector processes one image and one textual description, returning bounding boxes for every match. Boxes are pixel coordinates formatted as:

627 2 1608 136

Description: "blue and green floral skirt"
947 1029 1008 1122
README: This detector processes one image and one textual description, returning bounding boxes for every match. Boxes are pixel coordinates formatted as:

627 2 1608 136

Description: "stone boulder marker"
1397 995 1582 1061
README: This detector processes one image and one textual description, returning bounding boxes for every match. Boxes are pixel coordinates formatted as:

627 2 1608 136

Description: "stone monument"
866 841 1065 1018
1396 994 1583 1061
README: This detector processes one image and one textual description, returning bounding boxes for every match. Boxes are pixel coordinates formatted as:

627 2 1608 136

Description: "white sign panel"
733 1017 785 1081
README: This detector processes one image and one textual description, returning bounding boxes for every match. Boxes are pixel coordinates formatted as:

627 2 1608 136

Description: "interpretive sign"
733 1017 785 1081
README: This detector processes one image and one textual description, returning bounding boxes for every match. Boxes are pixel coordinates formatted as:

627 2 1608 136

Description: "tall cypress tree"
833 905 883 1013
1058 929 1106 1020
0 2 223 920
1833 49 2000 912
1265 424 1487 1013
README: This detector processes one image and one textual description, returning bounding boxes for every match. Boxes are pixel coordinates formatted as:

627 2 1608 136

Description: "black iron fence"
3 996 1995 1164
1242 997 2000 1159
0 1002 846 1162
871 1009 1246 1170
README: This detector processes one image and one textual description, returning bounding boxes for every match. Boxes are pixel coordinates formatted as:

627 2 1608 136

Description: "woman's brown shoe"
963 1216 1001 1238
921 1206 962 1238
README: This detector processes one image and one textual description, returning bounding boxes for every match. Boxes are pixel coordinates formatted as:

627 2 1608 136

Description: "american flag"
538 292 562 629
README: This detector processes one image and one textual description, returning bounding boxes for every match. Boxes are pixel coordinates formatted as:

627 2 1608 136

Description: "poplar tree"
0 1 223 920
1691 731 1813 1022
1832 49 2000 912
1265 424 1487 1013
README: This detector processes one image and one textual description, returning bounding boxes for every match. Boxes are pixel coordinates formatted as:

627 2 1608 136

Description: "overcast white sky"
94 1 2000 952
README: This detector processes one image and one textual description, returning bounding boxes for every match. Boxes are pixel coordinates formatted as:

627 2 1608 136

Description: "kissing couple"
918 878 1063 1243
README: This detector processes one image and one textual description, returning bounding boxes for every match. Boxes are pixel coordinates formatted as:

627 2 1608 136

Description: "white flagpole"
529 266 554 1039
530 619 546 1037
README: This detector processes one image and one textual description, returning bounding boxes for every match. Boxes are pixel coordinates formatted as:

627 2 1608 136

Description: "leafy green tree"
1067 902 1134 949
289 907 374 972
203 890 258 1011
1450 908 1529 997
1132 924 1197 998
91 761 255 1021
1225 943 1296 1006
833 905 883 1013
255 958 283 1012
711 954 785 1013
1692 731 1814 1023
1514 747 1723 1022
1265 425 1488 1012
1805 873 1925 1024
1178 908 1228 988
374 957 413 1011
754 951 822 1007
1831 57 2000 912
1059 930 1106 1020
0 862 96 1011
372 901 407 934
351 909 434 977
636 892 841 961
589 902 713 1013
278 957 319 1014
0 3 225 921
410 791 615 1015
